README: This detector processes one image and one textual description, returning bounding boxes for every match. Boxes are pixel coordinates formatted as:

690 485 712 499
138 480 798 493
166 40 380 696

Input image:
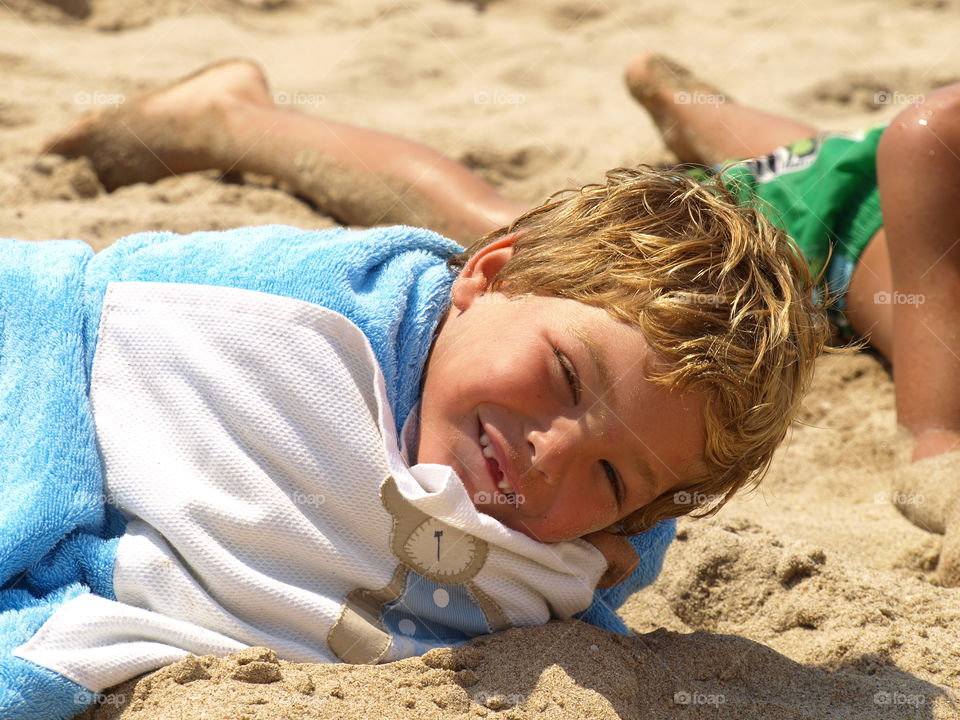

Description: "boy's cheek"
581 531 639 588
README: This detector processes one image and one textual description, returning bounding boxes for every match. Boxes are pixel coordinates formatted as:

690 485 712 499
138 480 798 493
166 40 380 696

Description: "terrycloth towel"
0 226 675 720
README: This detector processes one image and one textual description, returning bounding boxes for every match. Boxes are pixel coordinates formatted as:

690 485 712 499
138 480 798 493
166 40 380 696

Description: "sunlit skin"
414 233 707 543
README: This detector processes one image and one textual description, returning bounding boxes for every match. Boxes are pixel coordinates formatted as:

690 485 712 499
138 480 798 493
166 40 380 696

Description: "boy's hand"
582 531 640 588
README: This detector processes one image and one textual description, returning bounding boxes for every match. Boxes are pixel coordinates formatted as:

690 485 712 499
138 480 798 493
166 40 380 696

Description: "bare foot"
623 52 729 165
941 508 960 587
889 448 960 586
911 428 960 462
42 59 271 190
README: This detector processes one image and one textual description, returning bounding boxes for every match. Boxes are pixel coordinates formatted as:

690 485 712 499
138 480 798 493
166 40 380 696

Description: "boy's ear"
450 231 523 310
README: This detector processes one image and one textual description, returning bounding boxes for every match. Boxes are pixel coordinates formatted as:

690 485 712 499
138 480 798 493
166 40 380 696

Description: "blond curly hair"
447 165 829 535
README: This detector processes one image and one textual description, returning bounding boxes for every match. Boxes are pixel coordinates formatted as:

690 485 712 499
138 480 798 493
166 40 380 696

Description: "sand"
2 0 959 718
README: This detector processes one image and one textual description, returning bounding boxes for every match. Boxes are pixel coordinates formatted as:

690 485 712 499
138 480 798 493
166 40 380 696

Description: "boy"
53 55 956 584
0 163 824 718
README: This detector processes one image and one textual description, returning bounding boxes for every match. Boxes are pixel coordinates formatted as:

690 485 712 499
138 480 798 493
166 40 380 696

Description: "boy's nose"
526 419 592 486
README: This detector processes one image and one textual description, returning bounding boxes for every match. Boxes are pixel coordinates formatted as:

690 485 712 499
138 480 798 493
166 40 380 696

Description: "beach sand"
2 1 958 718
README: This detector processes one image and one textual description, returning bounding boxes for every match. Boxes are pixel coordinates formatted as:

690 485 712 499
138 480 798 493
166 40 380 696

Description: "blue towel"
0 225 674 719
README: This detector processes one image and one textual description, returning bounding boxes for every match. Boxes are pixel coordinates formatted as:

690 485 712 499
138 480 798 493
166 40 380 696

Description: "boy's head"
415 166 828 542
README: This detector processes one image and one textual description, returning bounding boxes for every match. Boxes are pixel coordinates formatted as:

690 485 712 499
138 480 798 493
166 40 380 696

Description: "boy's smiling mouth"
478 421 520 503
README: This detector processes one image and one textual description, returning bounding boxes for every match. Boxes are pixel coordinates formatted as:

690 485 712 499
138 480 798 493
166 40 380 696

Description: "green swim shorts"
714 125 887 337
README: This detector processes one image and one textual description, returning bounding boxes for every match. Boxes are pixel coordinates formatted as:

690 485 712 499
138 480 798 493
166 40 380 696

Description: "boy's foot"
889 449 960 586
623 52 728 165
43 59 271 190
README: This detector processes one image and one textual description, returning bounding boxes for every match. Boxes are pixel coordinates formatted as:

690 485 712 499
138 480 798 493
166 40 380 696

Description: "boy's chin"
461 478 582 543
473 505 572 544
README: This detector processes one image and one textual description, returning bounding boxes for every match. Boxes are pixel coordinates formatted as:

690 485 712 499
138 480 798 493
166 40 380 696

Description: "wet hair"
447 165 829 535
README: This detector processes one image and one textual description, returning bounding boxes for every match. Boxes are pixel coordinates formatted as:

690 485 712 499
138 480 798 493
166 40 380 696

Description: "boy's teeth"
480 430 515 496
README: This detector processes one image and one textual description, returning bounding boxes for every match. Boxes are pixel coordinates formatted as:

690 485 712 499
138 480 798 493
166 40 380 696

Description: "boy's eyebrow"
567 324 659 494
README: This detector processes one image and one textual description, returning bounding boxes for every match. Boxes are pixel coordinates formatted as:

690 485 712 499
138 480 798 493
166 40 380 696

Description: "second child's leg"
875 87 960 461
624 52 818 166
46 61 523 245
872 85 960 585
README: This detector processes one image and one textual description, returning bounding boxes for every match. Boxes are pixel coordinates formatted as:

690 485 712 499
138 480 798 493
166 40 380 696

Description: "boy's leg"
842 232 894 358
873 85 960 462
876 85 960 586
45 61 523 244
624 52 818 165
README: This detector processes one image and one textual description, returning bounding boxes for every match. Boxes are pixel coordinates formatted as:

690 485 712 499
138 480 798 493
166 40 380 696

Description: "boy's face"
416 234 706 543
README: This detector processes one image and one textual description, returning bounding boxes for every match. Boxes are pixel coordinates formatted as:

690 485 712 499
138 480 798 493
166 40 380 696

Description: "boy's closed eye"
553 346 625 509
